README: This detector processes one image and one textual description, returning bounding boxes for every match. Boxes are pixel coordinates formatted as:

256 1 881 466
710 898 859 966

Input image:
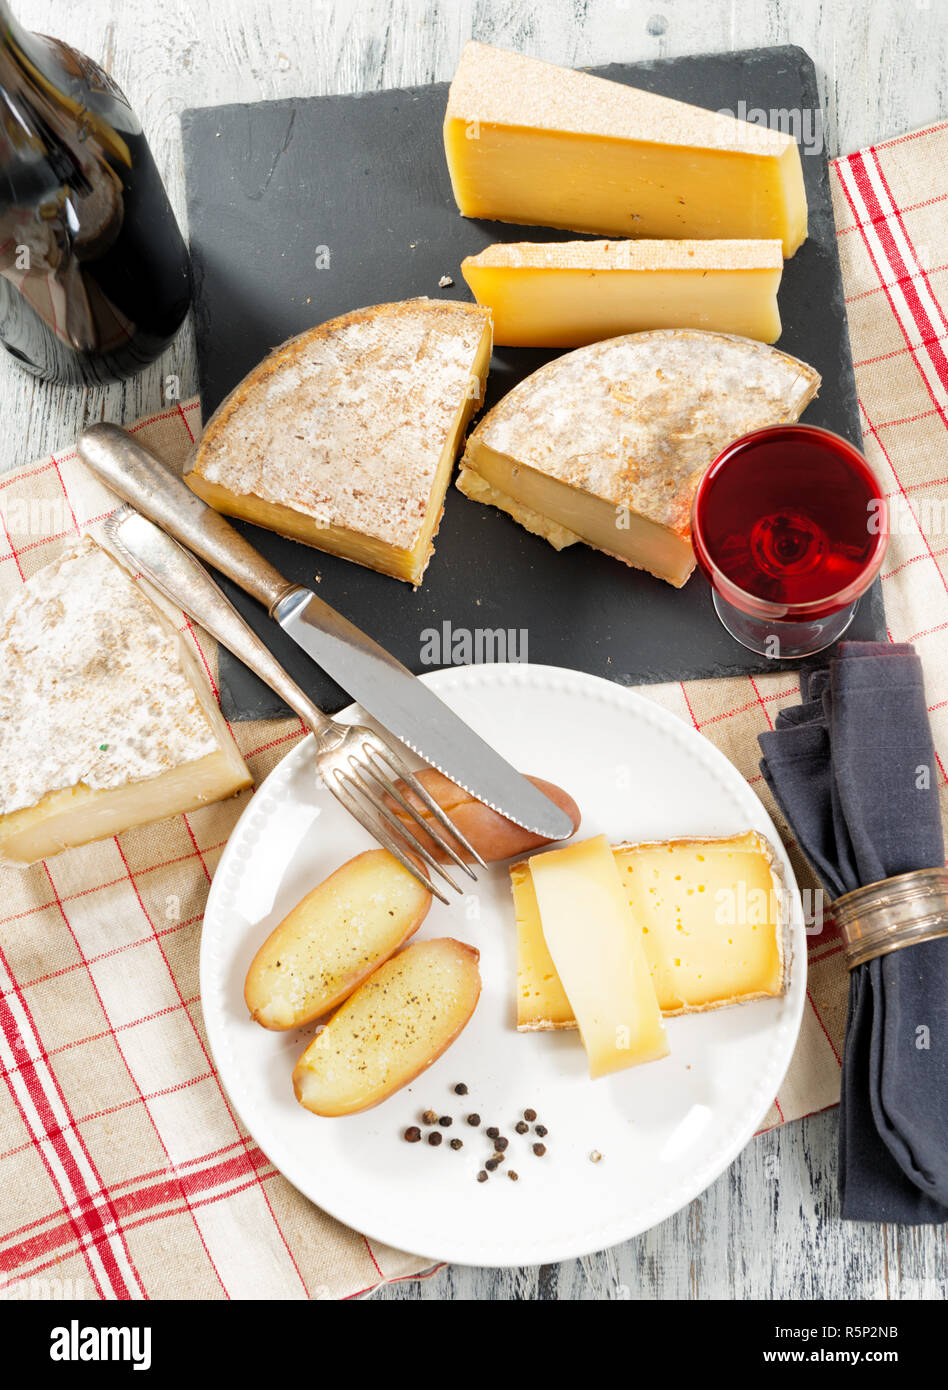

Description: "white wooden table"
5 0 947 1300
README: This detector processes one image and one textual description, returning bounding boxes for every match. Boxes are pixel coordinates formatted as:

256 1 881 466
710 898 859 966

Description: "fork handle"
106 507 335 739
78 422 302 617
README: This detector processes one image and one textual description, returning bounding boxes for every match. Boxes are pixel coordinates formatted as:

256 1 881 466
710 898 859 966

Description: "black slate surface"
181 44 885 720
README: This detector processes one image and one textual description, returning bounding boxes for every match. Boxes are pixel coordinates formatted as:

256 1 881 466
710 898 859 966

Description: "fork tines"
326 731 485 904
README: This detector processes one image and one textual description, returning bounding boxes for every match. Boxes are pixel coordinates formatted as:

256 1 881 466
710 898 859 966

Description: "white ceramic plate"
201 664 806 1267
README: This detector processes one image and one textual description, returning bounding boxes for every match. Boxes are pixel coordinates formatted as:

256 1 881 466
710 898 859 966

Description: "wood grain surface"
3 0 947 1300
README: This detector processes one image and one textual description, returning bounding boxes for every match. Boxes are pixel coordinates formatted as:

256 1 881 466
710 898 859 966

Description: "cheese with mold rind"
0 538 252 866
458 329 820 586
186 299 492 586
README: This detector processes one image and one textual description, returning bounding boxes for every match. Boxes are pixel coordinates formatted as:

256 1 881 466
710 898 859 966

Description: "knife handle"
78 422 301 617
104 507 335 738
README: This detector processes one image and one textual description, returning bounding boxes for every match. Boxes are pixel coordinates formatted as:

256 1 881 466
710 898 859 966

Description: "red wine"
693 425 885 612
0 5 190 384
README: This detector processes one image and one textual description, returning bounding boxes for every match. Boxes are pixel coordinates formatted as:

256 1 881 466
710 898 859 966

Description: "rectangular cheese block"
514 831 787 1030
526 835 668 1076
461 240 784 347
186 300 492 587
616 833 787 1013
0 538 252 866
444 43 808 257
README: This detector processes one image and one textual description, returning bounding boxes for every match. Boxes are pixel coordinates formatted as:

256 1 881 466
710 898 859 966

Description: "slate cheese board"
181 43 885 720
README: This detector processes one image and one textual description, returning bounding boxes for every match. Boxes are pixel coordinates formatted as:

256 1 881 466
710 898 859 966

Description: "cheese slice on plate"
513 831 788 1031
527 835 668 1076
461 239 784 347
444 42 808 257
0 538 252 866
457 329 820 587
616 832 788 1014
512 860 576 1031
186 299 493 586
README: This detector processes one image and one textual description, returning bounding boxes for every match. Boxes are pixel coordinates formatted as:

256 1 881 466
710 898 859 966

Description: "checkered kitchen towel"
2 122 948 1298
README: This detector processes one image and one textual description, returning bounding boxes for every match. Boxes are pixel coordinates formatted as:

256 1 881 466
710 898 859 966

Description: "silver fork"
102 505 484 904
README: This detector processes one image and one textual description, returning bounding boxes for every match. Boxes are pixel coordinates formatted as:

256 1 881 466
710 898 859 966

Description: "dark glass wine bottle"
0 3 191 385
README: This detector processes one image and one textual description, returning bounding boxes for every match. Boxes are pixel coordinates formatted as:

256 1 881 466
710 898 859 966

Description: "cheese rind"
0 538 252 866
514 832 788 1030
462 240 784 347
458 329 820 586
527 835 668 1076
186 299 492 586
444 43 808 257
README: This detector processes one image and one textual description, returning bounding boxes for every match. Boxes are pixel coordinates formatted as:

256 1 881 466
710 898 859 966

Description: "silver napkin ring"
832 867 948 969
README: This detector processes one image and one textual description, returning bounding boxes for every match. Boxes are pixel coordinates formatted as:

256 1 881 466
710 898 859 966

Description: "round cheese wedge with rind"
187 299 493 586
457 328 820 587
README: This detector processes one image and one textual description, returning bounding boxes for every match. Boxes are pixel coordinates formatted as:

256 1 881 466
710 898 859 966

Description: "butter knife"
78 422 574 840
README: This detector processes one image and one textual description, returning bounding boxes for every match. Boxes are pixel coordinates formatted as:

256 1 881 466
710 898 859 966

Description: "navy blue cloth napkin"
759 642 948 1223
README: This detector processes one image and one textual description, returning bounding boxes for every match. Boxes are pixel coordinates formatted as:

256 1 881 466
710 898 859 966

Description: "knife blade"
271 585 575 838
77 422 575 841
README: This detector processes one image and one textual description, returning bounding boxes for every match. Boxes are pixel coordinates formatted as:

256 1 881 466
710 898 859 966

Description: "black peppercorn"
535 1124 548 1138
523 1108 537 1122
449 1138 463 1151
515 1121 529 1135
454 1083 468 1096
404 1126 422 1143
428 1131 443 1147
477 1170 488 1183
532 1142 547 1157
466 1113 480 1126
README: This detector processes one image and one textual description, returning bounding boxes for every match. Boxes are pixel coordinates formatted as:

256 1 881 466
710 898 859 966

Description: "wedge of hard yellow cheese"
457 329 820 587
514 831 788 1033
186 299 492 586
526 835 669 1076
444 42 808 257
461 239 784 347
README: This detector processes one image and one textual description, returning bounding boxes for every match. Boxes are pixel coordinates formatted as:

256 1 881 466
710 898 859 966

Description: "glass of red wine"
691 424 888 659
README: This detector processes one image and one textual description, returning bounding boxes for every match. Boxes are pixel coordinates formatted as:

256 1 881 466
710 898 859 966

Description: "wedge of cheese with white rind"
513 831 788 1031
0 537 252 867
462 239 784 347
186 299 492 586
528 835 669 1076
444 43 808 257
457 329 820 587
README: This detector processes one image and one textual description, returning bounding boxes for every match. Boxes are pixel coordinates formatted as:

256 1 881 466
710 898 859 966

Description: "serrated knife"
77 422 574 840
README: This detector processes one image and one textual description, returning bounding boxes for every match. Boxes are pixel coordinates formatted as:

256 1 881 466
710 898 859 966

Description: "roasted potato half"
244 850 431 1030
293 938 481 1116
388 768 580 862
